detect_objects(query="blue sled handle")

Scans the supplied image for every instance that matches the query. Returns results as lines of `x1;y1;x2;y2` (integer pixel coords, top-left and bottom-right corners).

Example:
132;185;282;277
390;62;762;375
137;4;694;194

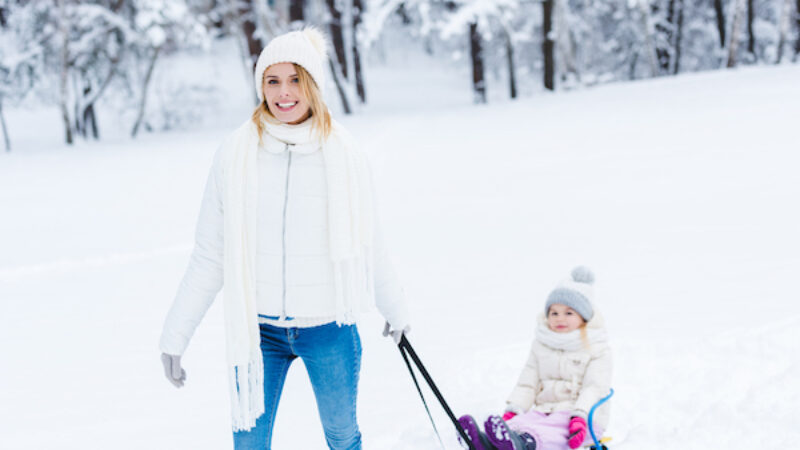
588;388;614;449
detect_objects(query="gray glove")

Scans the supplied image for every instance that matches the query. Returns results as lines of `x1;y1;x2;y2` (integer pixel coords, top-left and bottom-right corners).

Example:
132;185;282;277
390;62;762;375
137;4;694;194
382;321;411;344
161;352;186;388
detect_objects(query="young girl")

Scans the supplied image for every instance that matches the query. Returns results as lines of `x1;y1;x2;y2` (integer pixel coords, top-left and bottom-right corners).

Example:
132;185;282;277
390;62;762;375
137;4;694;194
459;266;612;450
158;28;410;450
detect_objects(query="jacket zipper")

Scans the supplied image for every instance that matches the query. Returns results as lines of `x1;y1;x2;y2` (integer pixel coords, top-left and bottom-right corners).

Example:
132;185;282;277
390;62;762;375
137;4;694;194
281;144;292;319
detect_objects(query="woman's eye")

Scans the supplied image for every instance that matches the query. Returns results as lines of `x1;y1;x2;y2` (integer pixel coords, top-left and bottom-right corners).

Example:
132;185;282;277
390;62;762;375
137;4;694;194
267;79;278;85
291;77;299;83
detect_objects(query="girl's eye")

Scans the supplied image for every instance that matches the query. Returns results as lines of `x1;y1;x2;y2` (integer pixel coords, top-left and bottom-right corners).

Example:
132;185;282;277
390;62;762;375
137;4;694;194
291;77;299;83
566;311;573;315
267;79;278;85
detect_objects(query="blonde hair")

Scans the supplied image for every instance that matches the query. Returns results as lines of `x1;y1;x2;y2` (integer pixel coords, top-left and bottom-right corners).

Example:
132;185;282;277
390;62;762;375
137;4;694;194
579;323;590;349
251;64;332;143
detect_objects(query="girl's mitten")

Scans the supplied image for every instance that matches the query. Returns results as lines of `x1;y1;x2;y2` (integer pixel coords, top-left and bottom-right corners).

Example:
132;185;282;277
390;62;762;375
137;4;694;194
567;416;587;449
502;411;517;421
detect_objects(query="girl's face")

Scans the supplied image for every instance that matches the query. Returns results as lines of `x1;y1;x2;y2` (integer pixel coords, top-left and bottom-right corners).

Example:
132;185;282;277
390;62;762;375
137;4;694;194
262;63;311;124
547;304;585;333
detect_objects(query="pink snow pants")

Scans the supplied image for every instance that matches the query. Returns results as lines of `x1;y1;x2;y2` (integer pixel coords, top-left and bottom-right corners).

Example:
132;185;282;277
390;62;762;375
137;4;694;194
506;410;603;450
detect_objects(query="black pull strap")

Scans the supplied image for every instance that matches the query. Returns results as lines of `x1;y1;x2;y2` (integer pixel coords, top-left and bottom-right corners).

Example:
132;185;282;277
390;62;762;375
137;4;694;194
398;342;446;448
398;335;476;450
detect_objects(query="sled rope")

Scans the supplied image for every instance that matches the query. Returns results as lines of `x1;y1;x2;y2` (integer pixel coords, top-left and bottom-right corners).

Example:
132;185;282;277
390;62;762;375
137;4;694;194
398;335;476;450
398;341;446;449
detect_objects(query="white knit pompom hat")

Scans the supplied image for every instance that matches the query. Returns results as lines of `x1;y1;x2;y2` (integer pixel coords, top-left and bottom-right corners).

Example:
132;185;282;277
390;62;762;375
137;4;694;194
544;266;596;321
253;27;329;102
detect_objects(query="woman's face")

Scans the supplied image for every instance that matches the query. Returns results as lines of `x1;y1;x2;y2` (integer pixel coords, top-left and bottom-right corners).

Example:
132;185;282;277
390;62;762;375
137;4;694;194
262;63;311;124
547;304;585;333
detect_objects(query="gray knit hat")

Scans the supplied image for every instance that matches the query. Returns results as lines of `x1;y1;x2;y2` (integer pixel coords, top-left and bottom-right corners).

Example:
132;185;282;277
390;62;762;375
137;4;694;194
545;266;595;321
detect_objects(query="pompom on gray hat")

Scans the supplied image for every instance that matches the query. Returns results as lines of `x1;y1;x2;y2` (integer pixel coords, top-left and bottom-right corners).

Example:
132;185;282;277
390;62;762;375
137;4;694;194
545;266;595;322
253;27;329;102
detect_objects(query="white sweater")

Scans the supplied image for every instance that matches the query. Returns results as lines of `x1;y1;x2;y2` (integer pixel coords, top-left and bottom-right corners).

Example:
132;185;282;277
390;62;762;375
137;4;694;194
159;141;409;356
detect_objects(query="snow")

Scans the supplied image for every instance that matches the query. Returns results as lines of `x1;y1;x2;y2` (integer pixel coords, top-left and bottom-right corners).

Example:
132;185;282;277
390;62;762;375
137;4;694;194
1;44;799;449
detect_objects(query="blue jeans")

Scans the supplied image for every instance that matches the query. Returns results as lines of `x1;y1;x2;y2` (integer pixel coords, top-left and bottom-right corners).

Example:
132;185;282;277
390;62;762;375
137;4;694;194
233;322;362;450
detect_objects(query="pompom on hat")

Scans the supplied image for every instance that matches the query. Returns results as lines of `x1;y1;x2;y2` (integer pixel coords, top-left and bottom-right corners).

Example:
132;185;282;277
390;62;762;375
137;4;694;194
545;266;596;322
253;27;329;102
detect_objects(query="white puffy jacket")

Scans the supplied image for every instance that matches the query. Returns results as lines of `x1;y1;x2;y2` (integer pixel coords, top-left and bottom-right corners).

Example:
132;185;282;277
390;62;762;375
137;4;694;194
159;140;409;356
506;314;612;428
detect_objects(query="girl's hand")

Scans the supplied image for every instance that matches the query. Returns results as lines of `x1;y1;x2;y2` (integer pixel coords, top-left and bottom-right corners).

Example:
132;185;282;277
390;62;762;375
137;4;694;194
502;411;517;421
567;416;588;449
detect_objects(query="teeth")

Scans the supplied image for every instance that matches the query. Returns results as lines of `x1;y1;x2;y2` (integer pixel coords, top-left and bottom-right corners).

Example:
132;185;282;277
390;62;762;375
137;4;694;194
277;102;297;108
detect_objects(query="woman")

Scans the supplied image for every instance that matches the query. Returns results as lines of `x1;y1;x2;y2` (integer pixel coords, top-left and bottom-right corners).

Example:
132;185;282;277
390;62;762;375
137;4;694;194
158;28;410;450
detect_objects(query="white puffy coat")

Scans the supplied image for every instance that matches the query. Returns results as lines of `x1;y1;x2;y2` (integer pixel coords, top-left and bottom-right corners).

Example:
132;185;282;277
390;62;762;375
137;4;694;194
506;314;612;428
159;137;408;356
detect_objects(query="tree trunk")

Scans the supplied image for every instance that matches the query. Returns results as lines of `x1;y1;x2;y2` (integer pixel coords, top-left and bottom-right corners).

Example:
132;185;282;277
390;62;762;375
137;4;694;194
58;0;73;145
555;0;580;83
0;97;10;152
325;0;348;81
794;0;800;58
714;0;726;48
776;0;792;63
396;3;412;25
132;46;161;138
727;0;746;67
469;22;486;104
352;0;366;103
80;79;99;140
653;0;677;74
628;51;639;80
672;0;684;74
543;0;555;90
504;29;517;99
289;0;304;23
328;59;351;114
83;103;98;139
638;0;660;77
746;0;755;58
239;0;262;68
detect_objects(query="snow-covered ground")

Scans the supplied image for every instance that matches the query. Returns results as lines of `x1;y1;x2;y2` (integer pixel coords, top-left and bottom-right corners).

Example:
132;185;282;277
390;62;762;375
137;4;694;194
1;44;799;449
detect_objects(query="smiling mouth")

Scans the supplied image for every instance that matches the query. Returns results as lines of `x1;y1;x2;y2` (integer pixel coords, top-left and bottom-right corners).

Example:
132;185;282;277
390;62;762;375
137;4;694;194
276;101;298;111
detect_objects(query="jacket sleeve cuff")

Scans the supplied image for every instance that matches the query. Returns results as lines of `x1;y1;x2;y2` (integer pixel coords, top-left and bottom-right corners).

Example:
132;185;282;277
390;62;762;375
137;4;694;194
505;403;525;415
571;409;588;420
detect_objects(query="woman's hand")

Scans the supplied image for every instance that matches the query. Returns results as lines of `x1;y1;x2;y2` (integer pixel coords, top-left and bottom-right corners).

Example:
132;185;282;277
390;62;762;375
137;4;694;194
161;353;187;388
382;321;410;344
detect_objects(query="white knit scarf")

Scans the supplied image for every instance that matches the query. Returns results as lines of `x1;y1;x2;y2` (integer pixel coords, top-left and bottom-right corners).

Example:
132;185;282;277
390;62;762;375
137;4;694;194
535;313;609;352
221;118;375;431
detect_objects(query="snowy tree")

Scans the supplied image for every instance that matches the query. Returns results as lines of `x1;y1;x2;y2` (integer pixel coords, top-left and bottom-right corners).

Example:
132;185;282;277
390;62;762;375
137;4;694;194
322;0;354;111
438;0;525;102
543;0;555;90
55;1;137;141
795;0;800;59
714;0;726;47
353;0;367;101
0;2;42;151
776;0;795;61
129;0;208;137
